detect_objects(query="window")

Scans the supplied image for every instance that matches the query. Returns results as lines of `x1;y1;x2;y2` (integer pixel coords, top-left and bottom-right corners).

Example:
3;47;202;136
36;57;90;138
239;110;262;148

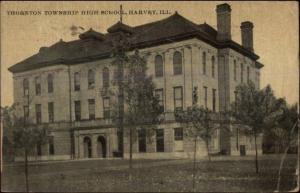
23;105;29;121
74;72;80;91
211;56;215;78
74;101;81;121
234;90;238;111
103;97;110;119
212;89;216;112
155;55;163;77
102;67;110;87
247;66;250;84
155;89;164;112
47;74;53;93
174;128;183;141
23;79;29;96
138;129;146;152
48;102;54;123
173;51;182;75
233;60;237;81
88;99;95;120
202;52;206;75
35;76;41;95
241;63;244;83
156;129;164;152
37;143;42;156
88;69;95;89
113;69;119;82
174;86;183;111
49;137;54;155
204;86;208;109
35;104;42;124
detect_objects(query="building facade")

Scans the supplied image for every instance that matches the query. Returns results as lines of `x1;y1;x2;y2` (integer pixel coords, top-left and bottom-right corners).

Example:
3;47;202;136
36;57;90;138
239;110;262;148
9;3;264;161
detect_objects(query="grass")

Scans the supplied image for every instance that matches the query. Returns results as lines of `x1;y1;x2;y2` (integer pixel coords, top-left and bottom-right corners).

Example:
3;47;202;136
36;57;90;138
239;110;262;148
1;155;298;192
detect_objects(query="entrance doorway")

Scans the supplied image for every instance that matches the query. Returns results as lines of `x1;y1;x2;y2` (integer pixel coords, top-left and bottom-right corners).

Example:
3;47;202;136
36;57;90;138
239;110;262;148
97;136;106;158
83;136;92;158
240;145;246;156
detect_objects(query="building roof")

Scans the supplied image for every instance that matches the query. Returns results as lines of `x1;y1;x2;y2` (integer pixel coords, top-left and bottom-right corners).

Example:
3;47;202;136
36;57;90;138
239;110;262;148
8;12;261;73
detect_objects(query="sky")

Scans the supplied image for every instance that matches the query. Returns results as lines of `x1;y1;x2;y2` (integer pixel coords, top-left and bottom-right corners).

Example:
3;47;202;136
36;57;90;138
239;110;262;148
1;1;299;107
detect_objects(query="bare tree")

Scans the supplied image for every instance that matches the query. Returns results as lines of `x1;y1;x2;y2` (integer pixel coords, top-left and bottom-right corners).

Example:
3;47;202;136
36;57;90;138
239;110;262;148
175;105;216;192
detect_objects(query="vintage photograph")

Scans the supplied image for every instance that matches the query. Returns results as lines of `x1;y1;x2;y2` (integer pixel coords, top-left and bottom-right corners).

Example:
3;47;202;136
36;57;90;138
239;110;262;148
1;1;299;192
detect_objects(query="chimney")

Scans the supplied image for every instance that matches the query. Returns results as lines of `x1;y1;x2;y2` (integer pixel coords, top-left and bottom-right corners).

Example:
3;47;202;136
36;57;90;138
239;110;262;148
216;3;232;41
241;21;254;52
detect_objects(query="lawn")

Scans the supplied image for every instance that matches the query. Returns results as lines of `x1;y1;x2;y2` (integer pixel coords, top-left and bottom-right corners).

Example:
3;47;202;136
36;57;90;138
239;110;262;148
1;155;298;192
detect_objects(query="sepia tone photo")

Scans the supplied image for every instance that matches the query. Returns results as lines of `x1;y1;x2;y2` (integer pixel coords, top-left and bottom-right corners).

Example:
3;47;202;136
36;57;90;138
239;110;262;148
1;1;299;192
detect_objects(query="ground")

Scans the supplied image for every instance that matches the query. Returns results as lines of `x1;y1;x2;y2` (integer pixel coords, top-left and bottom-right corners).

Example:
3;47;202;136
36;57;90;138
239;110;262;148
1;154;298;192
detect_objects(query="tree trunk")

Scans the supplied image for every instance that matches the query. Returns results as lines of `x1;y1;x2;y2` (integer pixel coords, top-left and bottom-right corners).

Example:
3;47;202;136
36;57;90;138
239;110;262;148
192;136;197;192
129;127;133;181
254;132;259;174
24;148;29;192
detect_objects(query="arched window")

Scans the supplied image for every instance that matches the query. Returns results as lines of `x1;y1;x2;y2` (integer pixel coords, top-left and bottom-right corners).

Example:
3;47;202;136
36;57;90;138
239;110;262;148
211;56;215;78
155;55;163;77
102;67;109;87
47;74;53;93
23;78;29;96
173;51;182;75
202;52;206;75
88;69;95;89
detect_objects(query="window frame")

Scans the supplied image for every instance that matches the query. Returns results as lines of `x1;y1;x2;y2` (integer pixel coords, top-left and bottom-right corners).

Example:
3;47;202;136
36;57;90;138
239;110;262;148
103;97;110;119
212;89;216;112
211;56;215;78
155;55;164;77
173;51;183;75
247;66;250;84
74;72;80;91
233;60;237;81
102;67;110;88
88;69;95;89
74;100;81;121
48;102;54;123
23;105;29;121
35;76;41;96
203;86;208;109
173;86;183;111
35;104;42;124
23;79;29;96
47;74;54;93
174;128;183;141
155;88;164;112
88;99;95;120
202;52;206;75
240;63;244;83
